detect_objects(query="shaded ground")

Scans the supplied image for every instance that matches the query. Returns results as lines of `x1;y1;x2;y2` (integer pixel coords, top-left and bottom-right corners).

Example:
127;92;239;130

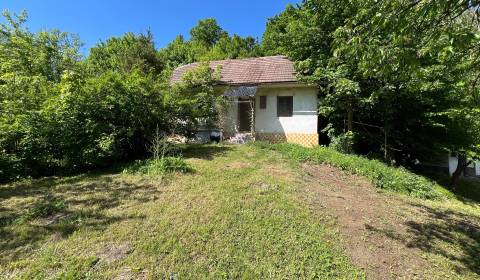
301;163;480;280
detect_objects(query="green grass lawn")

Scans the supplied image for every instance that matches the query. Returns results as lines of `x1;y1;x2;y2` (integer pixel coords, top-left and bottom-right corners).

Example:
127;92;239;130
1;144;479;279
0;145;364;279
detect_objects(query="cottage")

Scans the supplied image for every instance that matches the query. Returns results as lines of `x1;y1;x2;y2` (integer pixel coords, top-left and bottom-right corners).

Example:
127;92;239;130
171;56;319;147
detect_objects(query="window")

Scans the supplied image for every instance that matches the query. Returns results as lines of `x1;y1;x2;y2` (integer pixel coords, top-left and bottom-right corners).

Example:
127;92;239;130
277;96;293;117
259;96;267;109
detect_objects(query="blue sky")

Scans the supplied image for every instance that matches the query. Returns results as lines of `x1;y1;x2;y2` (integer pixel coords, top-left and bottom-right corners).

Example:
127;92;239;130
1;0;300;54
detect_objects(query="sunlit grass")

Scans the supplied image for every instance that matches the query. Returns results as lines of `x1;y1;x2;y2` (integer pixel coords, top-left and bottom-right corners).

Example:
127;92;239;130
3;143;479;279
0;144;363;279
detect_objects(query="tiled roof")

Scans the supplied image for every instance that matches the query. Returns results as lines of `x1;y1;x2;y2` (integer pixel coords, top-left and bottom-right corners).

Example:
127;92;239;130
170;56;297;85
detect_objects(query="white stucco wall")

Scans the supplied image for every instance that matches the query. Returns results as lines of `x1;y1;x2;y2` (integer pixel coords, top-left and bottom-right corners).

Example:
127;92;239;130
254;86;318;134
448;156;458;175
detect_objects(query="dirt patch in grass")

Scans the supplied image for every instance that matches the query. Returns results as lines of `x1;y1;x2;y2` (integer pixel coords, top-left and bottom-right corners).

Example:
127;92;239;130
113;267;148;280
262;164;294;179
301;163;480;280
97;242;132;264
33;213;71;226
223;161;251;169
251;182;279;194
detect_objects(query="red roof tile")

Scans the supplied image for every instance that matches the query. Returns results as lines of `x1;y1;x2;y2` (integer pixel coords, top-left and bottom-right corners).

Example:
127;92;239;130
171;56;297;85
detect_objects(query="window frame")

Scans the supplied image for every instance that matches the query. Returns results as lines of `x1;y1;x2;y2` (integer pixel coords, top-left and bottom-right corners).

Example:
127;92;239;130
277;96;293;117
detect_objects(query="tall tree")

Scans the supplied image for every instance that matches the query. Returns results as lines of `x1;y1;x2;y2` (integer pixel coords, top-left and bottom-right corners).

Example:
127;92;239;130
159;18;262;71
263;0;480;188
0;10;82;179
158;35;196;70
86;31;163;76
189;18;227;47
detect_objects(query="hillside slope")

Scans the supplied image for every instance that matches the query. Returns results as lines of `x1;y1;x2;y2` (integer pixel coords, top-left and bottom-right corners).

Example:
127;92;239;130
1;144;479;279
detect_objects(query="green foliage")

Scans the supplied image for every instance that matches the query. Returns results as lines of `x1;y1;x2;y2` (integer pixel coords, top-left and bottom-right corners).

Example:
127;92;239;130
263;0;480;166
0;12;227;181
189;18;227;47
329;131;355;154
171;63;223;131
159;18;262;70
0;10;83;180
158;35;197;70
257;142;445;199
0;152;22;181
125;129;192;175
47;70;167;168
202;34;262;61
0;10;82;83
423;171;480;203
86;31;163;75
124;157;192;176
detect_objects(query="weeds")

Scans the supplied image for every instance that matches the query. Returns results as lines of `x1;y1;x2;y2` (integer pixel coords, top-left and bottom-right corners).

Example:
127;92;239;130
124;157;192;176
16;198;67;224
124;128;192;176
255;142;447;199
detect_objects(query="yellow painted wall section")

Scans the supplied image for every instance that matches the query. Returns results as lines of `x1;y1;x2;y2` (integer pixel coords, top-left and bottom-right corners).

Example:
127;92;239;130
256;133;318;147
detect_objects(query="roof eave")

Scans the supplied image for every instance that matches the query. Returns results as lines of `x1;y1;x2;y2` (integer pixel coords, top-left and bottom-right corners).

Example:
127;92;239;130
217;80;298;85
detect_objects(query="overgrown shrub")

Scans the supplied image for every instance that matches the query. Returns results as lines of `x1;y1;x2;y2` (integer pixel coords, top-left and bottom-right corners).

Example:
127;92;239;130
256;142;446;200
148;128;181;160
329;131;355;154
0;152;23;182
123;157;192;176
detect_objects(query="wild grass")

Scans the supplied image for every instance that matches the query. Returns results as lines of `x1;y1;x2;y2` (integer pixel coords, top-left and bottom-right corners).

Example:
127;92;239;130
14;198;67;224
420;171;480;203
2;143;478;279
254;142;449;199
0;144;364;279
122;157;193;176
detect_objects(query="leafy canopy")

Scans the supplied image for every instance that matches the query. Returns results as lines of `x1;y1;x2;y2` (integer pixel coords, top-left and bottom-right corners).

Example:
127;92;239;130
263;0;480;168
159;18;262;70
0;11;231;181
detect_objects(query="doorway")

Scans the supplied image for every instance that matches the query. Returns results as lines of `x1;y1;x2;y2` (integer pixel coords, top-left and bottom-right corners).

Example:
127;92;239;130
238;99;252;132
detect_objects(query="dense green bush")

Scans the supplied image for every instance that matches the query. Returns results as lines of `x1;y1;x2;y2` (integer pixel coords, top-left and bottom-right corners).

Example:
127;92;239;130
0;152;22;181
0;13;220;182
0;69;169;180
256;142;446;200
46;71;167;168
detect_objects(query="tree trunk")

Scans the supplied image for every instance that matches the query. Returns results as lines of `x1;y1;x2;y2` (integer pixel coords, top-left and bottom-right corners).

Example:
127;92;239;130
449;153;471;190
347;104;353;132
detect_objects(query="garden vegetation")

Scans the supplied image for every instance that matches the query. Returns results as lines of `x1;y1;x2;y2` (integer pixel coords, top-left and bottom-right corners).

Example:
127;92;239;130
1;2;480;278
263;0;480;188
255;142;448;199
0;12;259;182
1;1;480;193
